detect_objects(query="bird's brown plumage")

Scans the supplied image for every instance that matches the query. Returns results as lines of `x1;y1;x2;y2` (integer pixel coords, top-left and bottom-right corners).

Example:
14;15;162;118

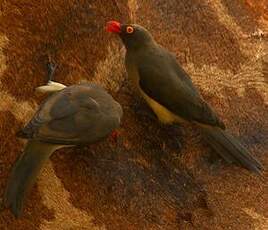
107;21;263;174
20;83;122;144
5;82;123;217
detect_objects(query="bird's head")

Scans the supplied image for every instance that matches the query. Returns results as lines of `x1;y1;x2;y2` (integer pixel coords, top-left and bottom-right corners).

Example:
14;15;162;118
106;21;155;50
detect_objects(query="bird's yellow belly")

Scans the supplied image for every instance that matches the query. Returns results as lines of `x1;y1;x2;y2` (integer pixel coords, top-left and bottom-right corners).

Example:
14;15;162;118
125;63;185;124
140;90;184;124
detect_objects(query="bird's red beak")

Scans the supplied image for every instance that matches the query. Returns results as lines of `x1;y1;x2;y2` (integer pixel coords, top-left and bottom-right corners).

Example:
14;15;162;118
106;21;121;33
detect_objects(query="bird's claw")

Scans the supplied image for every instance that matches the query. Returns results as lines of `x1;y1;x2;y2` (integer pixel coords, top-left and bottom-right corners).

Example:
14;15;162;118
161;124;183;151
133;100;156;121
47;62;57;82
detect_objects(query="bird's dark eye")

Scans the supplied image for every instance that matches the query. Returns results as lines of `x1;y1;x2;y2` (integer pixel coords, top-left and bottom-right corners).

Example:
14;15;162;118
126;26;134;34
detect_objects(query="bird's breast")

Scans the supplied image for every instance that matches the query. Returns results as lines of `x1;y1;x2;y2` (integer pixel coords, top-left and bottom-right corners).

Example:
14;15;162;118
125;59;140;92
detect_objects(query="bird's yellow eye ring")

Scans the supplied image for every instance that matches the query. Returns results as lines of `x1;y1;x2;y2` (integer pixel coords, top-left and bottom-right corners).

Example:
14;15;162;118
126;26;134;34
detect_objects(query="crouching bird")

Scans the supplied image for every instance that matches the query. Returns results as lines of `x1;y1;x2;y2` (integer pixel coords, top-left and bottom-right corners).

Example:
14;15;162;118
4;65;123;217
106;21;263;174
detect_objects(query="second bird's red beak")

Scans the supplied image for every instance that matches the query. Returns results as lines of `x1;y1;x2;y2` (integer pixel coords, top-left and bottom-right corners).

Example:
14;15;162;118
106;21;121;33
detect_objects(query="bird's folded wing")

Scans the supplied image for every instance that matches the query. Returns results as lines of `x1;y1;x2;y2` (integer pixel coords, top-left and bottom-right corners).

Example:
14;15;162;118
19;87;101;142
138;63;224;128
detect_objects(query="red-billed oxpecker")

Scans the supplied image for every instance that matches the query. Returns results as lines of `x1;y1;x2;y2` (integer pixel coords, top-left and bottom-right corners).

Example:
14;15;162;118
4;63;123;217
106;21;263;174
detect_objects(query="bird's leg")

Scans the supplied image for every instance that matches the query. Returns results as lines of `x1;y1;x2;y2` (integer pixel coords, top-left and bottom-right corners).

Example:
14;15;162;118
160;123;183;151
133;99;157;121
204;151;224;172
120;84;156;121
35;61;65;94
47;62;57;82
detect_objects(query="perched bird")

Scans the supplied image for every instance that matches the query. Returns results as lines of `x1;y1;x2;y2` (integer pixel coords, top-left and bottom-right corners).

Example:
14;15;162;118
4;64;123;217
107;21;263;174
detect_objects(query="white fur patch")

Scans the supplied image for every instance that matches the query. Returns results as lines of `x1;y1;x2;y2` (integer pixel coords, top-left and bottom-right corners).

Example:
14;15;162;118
35;81;67;94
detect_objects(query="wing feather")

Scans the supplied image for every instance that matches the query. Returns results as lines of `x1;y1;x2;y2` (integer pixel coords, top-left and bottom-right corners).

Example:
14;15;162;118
137;49;225;128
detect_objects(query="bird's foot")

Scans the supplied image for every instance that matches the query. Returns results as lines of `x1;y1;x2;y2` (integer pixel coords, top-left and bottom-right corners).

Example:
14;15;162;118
132;99;156;121
47;61;57;82
160;124;184;151
36;61;65;94
204;152;224;172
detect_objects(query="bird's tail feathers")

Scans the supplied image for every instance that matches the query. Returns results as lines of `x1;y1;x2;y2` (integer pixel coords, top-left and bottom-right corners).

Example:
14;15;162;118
4;140;58;217
199;125;263;174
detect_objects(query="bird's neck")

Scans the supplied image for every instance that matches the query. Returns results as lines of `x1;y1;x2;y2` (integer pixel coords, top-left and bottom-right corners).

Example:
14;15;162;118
126;41;158;55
